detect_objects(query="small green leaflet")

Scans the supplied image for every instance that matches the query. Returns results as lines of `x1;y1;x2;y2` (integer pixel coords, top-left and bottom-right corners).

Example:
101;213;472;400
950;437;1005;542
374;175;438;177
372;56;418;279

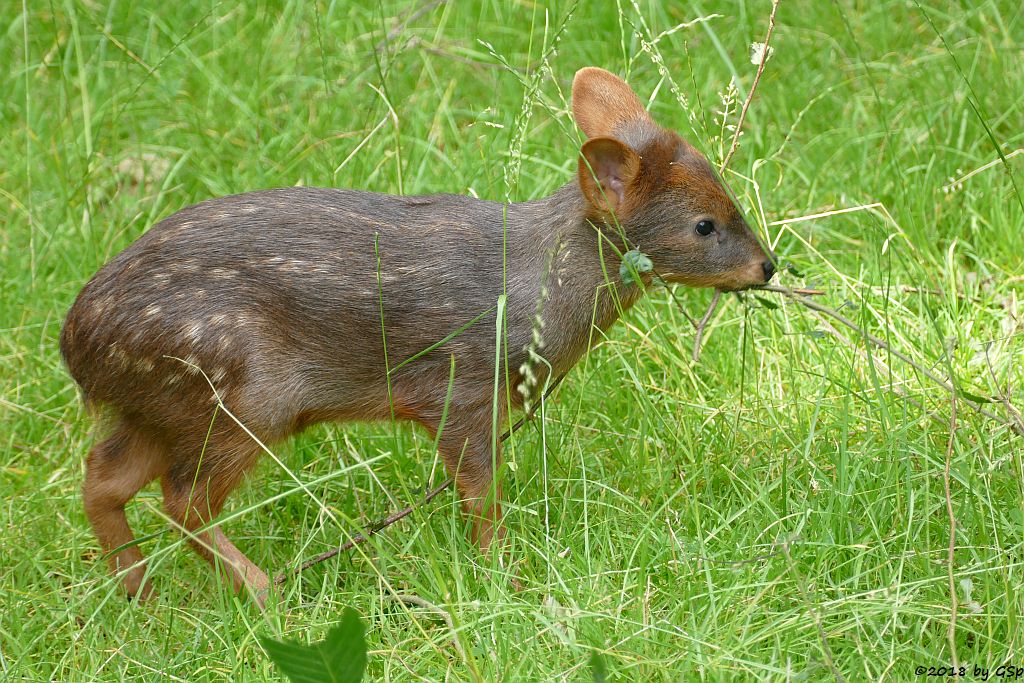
753;294;779;310
261;606;367;683
785;262;805;278
620;249;653;286
958;389;993;404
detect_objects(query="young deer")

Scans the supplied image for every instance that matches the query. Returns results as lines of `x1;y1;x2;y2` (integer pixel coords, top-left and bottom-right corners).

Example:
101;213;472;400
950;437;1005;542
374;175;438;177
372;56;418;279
61;67;774;605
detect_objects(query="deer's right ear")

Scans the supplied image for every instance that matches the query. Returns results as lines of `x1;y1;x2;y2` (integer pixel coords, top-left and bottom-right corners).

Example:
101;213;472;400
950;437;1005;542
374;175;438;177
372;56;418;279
572;67;652;139
578;137;641;214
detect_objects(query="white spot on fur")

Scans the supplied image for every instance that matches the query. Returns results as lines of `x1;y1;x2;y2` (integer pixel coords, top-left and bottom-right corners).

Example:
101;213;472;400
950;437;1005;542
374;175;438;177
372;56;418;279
183;321;205;343
209;267;237;279
106;343;135;370
181;354;201;374
143;305;162;318
92;295;114;315
278;259;308;274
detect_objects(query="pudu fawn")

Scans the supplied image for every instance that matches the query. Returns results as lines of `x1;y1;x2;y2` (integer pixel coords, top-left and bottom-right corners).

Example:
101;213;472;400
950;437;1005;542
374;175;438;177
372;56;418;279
61;67;774;605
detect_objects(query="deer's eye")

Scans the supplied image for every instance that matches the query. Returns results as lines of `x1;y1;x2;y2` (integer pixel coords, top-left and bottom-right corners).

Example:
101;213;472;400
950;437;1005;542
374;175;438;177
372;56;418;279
695;220;715;236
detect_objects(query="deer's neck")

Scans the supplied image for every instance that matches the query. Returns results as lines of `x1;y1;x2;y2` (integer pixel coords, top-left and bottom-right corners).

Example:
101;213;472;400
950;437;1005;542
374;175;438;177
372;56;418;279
506;183;645;379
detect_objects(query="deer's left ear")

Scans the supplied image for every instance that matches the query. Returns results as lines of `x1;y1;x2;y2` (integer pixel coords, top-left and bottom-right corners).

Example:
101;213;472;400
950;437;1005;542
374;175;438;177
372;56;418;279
578;136;641;214
572;67;653;139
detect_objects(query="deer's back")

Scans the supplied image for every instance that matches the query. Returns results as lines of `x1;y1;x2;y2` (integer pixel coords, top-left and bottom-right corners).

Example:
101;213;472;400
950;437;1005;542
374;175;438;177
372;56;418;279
61;188;536;439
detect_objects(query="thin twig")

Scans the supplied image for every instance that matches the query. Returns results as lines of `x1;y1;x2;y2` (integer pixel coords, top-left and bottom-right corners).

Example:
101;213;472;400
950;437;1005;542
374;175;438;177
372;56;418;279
691;0;780;361
888;284;984;302
374;0;446;53
942;340;959;669
781;541;847;683
274;478;453;585
655;271;698;328
984;344;1024;435
812;316;949;430
405;36;524;72
783;287;826;296
275;374;566;584
719;0;781;171
675;287;821;363
386;594;467;661
691;289;722;363
762;284;1024;436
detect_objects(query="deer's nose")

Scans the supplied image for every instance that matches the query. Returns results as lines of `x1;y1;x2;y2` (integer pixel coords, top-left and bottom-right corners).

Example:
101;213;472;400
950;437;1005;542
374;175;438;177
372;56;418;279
762;260;776;282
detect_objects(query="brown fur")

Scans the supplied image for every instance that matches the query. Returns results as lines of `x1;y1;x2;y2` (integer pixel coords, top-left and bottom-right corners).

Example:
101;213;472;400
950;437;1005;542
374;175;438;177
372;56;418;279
61;68;773;605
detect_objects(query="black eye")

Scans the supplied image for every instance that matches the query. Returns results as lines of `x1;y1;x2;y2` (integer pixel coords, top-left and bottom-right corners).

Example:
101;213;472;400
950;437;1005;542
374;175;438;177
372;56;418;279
695;220;715;236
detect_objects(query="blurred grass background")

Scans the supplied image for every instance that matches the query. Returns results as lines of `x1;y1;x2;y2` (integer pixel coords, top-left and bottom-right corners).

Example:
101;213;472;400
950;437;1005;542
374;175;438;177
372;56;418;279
1;0;1022;680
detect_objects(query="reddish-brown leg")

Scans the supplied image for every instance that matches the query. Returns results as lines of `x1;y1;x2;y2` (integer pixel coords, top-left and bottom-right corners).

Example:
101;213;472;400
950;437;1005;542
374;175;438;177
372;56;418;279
82;423;168;600
436;426;505;551
161;452;269;607
441;428;522;588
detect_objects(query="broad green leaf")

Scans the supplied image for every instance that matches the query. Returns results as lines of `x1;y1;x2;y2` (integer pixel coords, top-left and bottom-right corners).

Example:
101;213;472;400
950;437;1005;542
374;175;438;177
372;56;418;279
261;607;367;683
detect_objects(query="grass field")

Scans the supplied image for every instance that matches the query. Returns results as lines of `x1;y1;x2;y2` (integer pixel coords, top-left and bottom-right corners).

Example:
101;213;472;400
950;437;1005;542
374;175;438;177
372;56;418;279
2;0;1023;680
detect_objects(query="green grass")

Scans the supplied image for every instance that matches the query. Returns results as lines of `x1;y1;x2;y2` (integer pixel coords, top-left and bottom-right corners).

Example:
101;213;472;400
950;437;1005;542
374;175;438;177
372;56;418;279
2;0;1023;680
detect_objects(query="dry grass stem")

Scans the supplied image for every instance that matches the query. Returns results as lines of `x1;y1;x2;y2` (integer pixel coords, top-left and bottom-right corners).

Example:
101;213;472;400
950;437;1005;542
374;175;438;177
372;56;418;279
691;289;722;363
719;0;781;171
386;594;468;661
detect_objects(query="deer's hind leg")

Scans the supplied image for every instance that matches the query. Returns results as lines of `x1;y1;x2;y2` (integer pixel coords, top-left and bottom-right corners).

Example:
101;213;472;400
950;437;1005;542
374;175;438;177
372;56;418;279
82;421;169;599
160;428;269;606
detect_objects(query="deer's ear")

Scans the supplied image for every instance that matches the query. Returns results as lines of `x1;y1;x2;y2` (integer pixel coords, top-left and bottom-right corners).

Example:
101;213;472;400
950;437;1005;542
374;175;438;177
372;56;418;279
578;137;641;214
572;67;652;139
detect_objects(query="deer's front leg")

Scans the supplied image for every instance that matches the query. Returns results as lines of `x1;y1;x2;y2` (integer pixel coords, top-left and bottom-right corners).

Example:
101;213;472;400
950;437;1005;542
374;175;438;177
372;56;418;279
437;426;505;551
